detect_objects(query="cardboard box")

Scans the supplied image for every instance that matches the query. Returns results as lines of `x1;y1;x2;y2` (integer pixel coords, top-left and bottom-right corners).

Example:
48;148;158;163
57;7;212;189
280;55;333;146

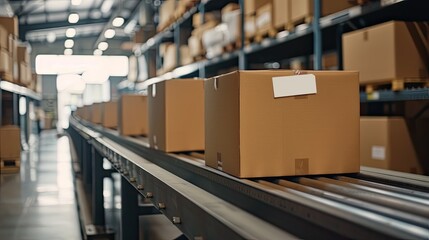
191;20;219;38
119;94;148;136
0;26;7;50
360;117;423;174
0;16;18;37
148;79;204;152
18;62;29;85
188;35;204;57
221;3;239;16
222;9;241;45
0;125;20;159
163;44;176;72
192;11;221;28
245;15;256;39
343;21;428;84
180;45;193;65
205;70;360;178
159;0;176;28
245;0;271;15
290;0;355;23
17;46;29;63
102;101;118;129
0;49;10;74
256;0;289;35
90;103;103;124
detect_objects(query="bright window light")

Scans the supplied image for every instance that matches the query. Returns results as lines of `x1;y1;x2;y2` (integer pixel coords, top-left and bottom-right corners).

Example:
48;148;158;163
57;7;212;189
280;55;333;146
47;32;56;43
57;74;86;93
71;0;82;6
64;39;74;48
93;49;103;56
66;28;76;38
82;70;109;84
98;41;108;51
112;17;124;27
64;49;73;55
68;13;79;24
35;55;129;76
104;29;115;39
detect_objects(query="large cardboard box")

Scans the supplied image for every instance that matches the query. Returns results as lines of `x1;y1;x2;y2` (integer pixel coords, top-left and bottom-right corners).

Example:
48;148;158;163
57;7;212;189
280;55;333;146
205;70;360;178
0;125;20;159
290;0;355;24
102;101;118;129
0;16;18;37
148;79;204;152
360;117;423;174
343;21;428;84
90;103;103;124
119;94;148;136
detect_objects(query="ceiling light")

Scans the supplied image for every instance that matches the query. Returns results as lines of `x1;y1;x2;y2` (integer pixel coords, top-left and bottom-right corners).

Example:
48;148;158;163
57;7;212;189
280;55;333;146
98;42;108;51
71;0;82;6
64;49;73;55
112;17;124;27
104;29;115;39
68;13;79;24
65;28;76;38
93;49;103;56
65;39;74;48
47;32;56;43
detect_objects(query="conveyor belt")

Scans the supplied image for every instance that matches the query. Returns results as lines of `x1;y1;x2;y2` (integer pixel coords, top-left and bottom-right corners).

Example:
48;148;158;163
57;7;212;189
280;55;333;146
69;116;429;239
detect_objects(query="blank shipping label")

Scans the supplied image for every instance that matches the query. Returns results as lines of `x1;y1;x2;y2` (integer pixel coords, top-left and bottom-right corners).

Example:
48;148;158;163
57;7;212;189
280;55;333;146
272;74;317;98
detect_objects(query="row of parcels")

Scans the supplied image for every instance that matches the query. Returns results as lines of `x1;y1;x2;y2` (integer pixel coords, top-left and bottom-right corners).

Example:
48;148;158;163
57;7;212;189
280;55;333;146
76;70;425;177
78;70;360;178
0;125;21;174
0;16;40;91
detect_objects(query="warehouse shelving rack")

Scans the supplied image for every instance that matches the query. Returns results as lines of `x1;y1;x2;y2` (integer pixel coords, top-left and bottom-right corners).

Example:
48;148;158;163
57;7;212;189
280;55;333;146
0;79;41;149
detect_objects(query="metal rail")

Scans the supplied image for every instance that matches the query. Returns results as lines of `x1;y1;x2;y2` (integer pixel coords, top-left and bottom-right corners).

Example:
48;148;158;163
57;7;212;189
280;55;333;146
68;115;429;239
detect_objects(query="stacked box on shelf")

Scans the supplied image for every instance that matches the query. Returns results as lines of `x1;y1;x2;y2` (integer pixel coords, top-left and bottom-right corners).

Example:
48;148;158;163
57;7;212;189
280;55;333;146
0;125;21;174
205;70;360;178
255;0;289;39
157;0;177;32
118;94;148;136
180;45;193;66
202;3;241;58
148;79;204;152
343;21;429;90
289;0;356;27
0;16;19;82
189;11;220;60
17;45;32;87
360;117;424;174
102;101;118;129
244;0;263;42
174;0;199;20
163;44;176;73
90;103;102;124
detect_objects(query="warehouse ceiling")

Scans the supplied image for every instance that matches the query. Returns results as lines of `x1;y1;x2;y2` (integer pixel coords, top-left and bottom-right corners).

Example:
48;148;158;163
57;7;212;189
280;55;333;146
4;0;144;55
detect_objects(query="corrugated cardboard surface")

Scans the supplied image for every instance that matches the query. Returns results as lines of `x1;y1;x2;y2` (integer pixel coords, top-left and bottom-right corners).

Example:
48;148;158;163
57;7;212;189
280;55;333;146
343;21;428;83
0;125;20;158
119;94;148;136
0;16;18;37
205;70;360;178
0;49;10;73
360;117;423;174
17;46;29;63
90;103;103;124
102;101;118;129
148;79;205;152
273;0;289;29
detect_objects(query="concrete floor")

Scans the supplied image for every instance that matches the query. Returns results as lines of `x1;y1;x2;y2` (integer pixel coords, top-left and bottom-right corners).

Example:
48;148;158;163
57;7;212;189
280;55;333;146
0;130;81;240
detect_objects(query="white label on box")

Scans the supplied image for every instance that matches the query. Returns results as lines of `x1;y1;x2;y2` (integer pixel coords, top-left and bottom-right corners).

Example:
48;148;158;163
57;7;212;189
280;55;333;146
371;146;386;160
272;74;317;98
